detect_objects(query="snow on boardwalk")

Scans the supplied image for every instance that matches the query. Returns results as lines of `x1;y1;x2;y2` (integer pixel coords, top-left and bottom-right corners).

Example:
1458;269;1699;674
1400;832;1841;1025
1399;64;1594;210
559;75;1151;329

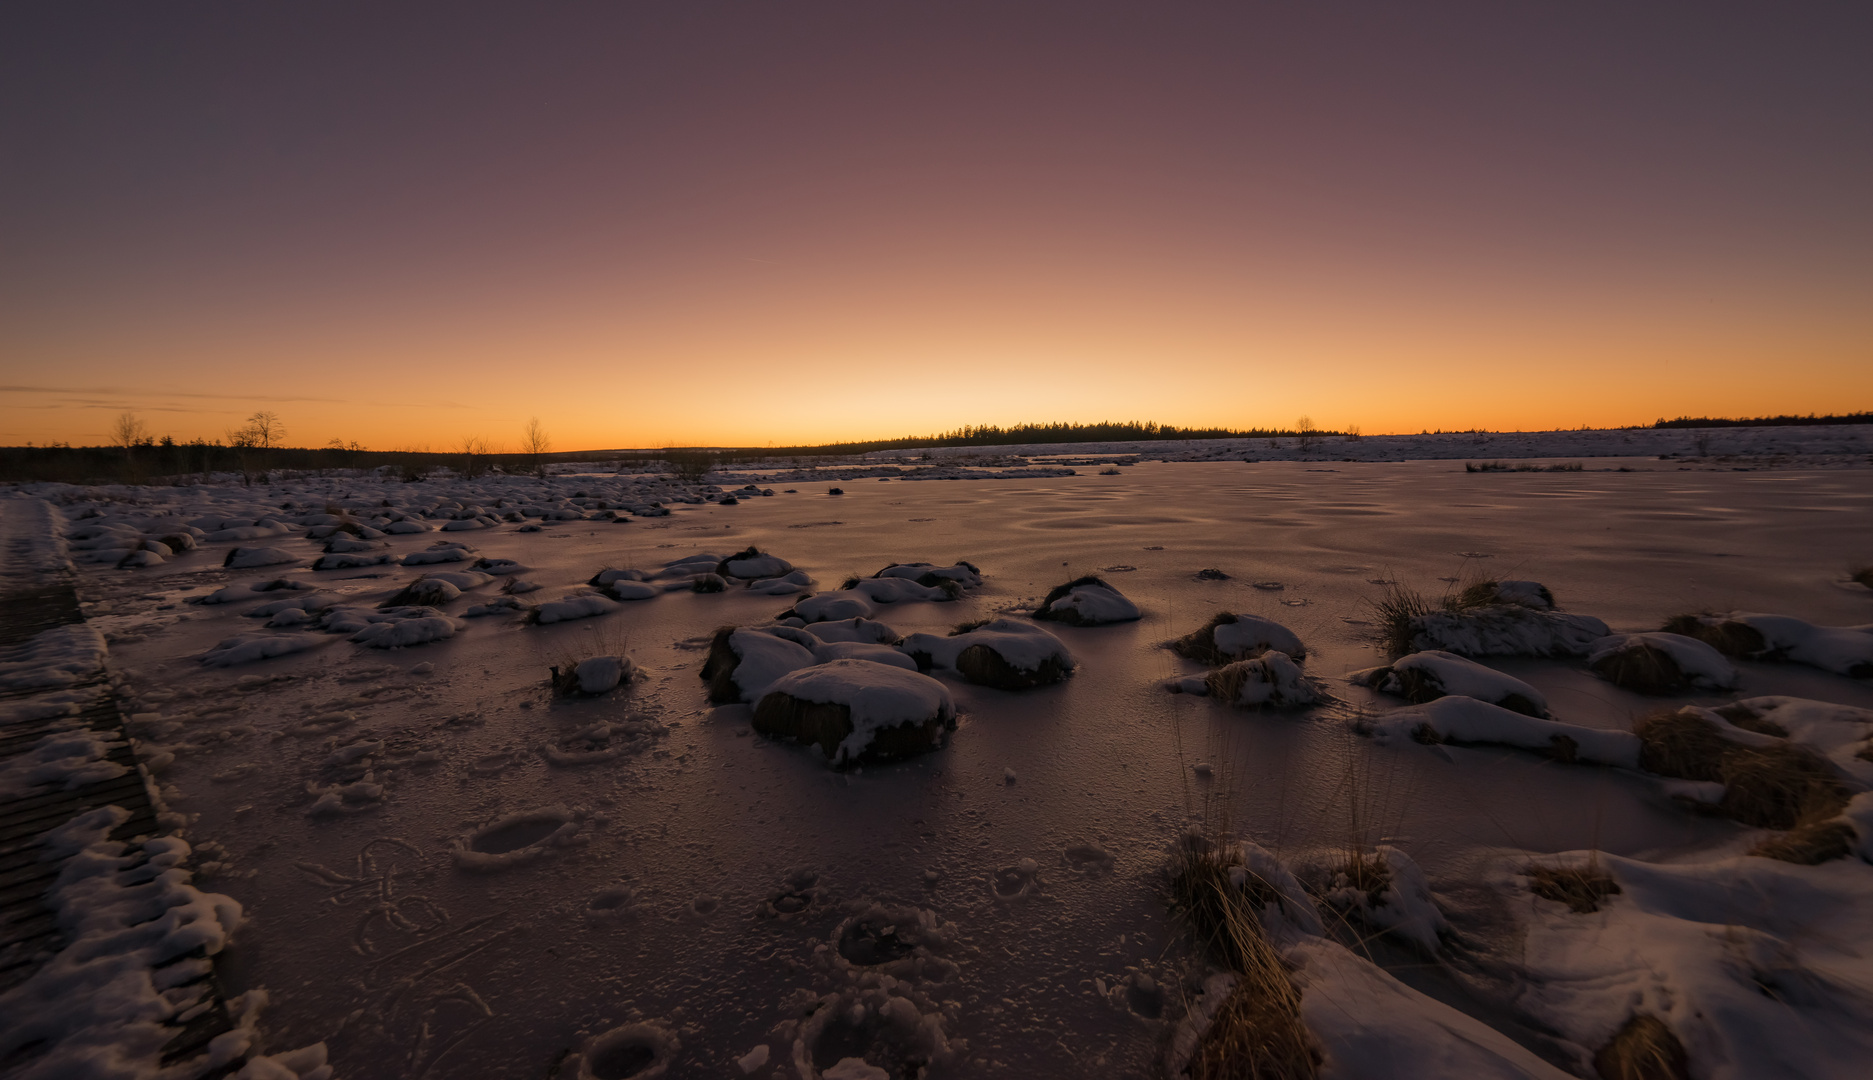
0;499;249;1078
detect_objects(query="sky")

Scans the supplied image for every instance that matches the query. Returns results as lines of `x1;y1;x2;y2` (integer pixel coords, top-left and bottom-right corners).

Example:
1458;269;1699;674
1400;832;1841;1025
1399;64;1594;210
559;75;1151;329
3;2;1870;450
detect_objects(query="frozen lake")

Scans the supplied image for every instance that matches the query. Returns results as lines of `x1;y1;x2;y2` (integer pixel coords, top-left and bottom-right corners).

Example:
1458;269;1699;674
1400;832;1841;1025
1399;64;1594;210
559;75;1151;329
24;456;1873;1078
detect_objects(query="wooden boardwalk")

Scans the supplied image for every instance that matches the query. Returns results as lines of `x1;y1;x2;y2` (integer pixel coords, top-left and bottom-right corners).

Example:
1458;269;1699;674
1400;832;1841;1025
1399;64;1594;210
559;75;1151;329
0;502;240;1074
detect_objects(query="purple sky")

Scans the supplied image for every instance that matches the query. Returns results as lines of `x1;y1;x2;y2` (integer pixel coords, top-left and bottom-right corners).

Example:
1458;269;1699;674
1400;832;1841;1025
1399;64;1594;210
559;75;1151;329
4;2;1869;447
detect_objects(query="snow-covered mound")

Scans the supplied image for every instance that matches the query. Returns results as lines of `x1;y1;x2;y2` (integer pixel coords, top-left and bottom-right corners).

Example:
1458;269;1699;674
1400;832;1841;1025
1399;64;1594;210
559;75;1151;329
846;576;959;604
1402;605;1609;658
1352;650;1549;717
1455;579;1555;610
351;613;460;649
1633;705;1852;835
201;631;328;667
752;658;957;766
1198;651;1320;707
1505;850;1873;1079
899;619;1074;690
223;546;298;569
798;617;900;645
745;569;814;596
1172;612;1306;665
873;561;984;590
605;579;660;601
401;541;476;565
552;655;638;695
716;545;794;579
1033;575;1141;626
791;591;876;623
312;551;395;571
1361;695;1641;766
528;591;617;624
1589;632;1738;693
1323;845;1448;953
1713;697;1873;785
1663;612;1873;678
701;627;817;704
380;576;463;608
1167;840;1573;1080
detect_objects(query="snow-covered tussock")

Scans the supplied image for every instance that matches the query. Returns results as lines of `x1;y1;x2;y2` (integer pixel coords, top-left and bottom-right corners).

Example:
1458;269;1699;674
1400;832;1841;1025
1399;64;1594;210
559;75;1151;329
753;658;956;766
1352;650;1549;716
1405;605;1609;658
1200;652;1319;707
1361;695;1641;767
1589;632;1738;692
1033;575;1141;626
1664;612;1873;678
1171;612;1306;665
899;619;1075;690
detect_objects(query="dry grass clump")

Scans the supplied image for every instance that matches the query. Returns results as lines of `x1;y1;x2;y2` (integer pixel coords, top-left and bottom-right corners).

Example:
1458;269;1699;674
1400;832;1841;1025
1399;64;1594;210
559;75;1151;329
1454;579;1554;610
1748;817;1857;865
1526;862;1621;913
1368;585;1434;659
380;576;453;608
1335;849;1390;908
1636;707;1849;840
954;644;1069;690
1659;614;1767;658
1168;840;1320;1080
690;573;727;593
1591;641;1695;694
751;691;952;767
1172;613;1241;665
950;618;994;635
713;545;766;574
1033;575;1112;626
698;626;743;704
1593;1013;1690;1080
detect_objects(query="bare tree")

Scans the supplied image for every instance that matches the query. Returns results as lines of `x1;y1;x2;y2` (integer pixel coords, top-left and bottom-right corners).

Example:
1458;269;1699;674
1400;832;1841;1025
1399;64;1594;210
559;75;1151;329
1295;415;1318;451
459;435;490;478
245;411;285;450
111;410;149;457
226;425;260;485
520;417;551;476
1342;424;1362;443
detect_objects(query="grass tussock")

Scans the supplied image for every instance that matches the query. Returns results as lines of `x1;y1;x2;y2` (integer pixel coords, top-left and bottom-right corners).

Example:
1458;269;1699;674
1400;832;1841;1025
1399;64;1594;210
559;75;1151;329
1173;612;1244;666
1335;849;1391;908
1168;840;1320;1080
1592;642;1694;694
1659;614;1766;658
1033;575;1110;626
1636;707;1849;836
950;618;994;635
1368;585;1434;659
1749;818;1857;865
1593;1013;1690;1080
1526;861;1621;913
840;574;862;590
380;576;453;608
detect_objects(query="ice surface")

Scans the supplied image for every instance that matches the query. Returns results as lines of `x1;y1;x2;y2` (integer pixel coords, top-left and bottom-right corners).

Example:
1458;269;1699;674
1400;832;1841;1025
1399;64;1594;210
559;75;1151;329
15;456;1873;1078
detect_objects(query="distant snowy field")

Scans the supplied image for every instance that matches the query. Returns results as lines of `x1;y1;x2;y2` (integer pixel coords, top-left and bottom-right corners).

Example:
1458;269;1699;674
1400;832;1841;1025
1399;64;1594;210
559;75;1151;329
4;439;1872;1079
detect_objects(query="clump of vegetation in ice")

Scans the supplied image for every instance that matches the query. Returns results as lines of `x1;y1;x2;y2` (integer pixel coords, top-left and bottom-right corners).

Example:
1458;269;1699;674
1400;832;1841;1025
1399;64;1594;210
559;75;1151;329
1033;575;1141;626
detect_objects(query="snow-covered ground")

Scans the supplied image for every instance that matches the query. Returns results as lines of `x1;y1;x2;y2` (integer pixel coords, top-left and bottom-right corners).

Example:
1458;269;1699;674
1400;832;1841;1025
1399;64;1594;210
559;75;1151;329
5;450;1873;1078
